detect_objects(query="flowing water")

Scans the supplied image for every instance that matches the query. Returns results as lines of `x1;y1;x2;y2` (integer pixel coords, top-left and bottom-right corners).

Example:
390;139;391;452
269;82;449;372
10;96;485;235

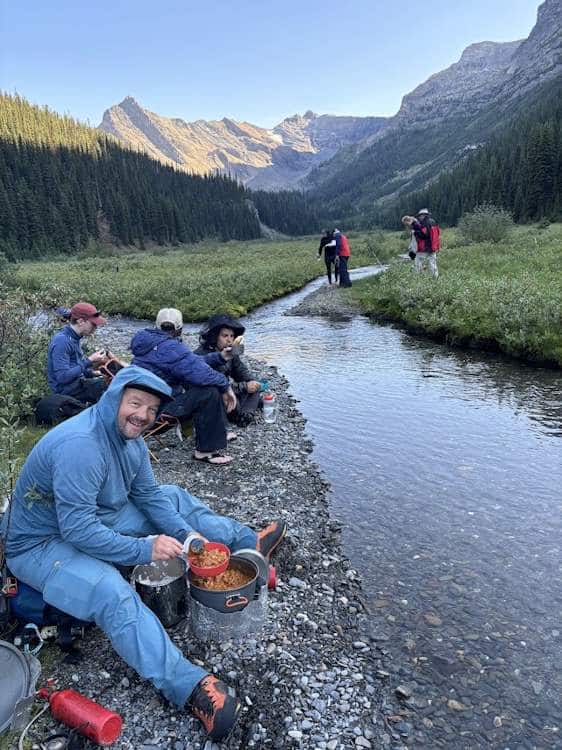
107;267;562;748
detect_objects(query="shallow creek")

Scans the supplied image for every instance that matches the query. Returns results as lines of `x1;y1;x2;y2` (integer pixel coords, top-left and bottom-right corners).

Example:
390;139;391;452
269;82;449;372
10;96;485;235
105;267;562;747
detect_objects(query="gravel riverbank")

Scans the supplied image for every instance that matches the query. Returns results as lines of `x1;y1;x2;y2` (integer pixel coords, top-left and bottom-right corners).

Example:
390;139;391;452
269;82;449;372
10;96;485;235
287;285;361;321
13;360;398;750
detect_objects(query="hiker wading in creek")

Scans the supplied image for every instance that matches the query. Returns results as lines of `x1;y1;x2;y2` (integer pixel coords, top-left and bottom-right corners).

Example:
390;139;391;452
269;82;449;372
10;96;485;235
0;367;286;742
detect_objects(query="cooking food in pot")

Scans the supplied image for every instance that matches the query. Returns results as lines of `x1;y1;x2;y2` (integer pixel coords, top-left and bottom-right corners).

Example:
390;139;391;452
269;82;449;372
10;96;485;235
192;566;253;591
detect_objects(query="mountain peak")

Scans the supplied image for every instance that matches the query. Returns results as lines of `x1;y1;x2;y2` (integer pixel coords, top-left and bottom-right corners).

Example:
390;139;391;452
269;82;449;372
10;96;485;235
459;40;521;64
118;96;142;109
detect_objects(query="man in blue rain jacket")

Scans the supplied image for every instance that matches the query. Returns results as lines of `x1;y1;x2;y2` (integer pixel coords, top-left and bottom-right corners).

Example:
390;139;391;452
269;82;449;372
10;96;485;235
1;366;286;741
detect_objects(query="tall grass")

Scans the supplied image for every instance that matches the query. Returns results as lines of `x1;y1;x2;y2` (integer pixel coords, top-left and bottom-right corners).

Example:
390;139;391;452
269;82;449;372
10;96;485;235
12;234;396;321
348;223;562;366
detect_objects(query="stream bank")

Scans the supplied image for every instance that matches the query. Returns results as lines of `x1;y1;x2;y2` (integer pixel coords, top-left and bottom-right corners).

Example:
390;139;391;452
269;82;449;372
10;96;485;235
10;269;561;750
12;364;393;750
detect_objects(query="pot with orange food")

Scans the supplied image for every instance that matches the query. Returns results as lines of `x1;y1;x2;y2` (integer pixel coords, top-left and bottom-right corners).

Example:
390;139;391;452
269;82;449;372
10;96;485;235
187;553;265;613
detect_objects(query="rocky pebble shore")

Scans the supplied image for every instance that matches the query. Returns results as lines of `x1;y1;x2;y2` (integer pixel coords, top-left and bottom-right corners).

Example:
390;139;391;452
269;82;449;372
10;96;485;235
12;363;399;750
287;285;360;321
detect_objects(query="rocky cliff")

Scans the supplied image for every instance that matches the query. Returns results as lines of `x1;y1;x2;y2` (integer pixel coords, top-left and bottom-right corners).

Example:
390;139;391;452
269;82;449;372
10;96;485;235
98;0;561;200
392;40;522;129
306;0;562;212
99;100;386;190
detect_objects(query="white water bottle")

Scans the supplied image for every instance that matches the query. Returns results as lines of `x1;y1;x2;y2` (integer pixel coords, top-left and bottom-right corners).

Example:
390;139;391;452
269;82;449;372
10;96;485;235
262;392;277;424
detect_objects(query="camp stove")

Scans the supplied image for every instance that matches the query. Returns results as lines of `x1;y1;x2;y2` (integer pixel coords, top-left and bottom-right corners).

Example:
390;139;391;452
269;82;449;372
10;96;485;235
188;577;268;643
129;550;273;642
187;549;270;643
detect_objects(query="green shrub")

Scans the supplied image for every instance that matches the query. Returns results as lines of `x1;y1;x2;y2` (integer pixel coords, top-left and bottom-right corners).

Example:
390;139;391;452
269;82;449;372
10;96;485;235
348;223;562;365
0;287;56;498
0;287;53;419
457;203;514;244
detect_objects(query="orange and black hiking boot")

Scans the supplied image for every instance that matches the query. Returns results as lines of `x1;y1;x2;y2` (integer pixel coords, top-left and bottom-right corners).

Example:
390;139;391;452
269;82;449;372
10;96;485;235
189;675;240;741
256;520;287;560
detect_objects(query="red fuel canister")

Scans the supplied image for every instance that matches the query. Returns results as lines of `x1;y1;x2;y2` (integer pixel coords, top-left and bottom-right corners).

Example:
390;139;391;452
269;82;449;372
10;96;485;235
40;688;123;745
268;564;277;590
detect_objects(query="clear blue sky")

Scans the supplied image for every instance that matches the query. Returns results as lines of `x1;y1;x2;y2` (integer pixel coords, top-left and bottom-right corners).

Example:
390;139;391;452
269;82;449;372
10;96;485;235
0;0;542;128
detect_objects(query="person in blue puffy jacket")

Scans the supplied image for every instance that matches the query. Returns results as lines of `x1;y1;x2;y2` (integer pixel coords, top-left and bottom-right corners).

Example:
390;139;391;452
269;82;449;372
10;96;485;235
131;308;237;465
47;301;109;404
1;365;287;741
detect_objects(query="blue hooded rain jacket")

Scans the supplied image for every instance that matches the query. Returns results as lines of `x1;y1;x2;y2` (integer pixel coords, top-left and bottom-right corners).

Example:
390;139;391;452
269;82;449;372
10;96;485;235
4;366;192;564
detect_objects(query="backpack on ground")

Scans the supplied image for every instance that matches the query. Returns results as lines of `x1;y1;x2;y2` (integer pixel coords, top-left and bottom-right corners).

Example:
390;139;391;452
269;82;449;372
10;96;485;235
34;394;86;426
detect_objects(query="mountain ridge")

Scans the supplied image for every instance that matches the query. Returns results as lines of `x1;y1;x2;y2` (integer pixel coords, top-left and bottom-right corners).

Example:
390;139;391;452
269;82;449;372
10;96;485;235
306;0;562;217
99;100;386;190
98;0;561;209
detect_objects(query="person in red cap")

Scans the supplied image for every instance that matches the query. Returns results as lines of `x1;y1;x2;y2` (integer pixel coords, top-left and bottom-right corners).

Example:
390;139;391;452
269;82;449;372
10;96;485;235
47;302;110;404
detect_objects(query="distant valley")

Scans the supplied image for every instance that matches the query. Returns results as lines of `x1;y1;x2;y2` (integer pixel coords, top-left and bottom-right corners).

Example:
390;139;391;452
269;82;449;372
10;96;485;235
98;0;562;219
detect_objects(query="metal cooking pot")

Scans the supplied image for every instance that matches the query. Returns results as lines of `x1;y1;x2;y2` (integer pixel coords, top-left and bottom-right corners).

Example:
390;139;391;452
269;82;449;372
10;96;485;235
187;556;262;613
132;558;187;628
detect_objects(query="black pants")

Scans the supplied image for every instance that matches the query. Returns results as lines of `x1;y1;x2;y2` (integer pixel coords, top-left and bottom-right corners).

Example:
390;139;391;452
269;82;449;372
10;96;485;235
164;386;226;452
338;256;352;287
229;388;261;425
325;253;339;284
66;377;107;405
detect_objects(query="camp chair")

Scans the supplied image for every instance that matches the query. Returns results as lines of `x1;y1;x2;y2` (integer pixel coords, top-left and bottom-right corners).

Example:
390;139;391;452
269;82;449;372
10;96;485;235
97;360;180;460
99;358;124;385
142;413;183;462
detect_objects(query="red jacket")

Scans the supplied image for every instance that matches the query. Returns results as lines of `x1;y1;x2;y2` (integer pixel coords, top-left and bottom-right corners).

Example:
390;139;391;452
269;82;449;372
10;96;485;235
335;233;350;257
412;218;440;253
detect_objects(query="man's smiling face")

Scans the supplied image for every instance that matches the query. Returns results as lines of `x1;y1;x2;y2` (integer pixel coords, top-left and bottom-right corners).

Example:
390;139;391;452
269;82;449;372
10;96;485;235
117;387;161;439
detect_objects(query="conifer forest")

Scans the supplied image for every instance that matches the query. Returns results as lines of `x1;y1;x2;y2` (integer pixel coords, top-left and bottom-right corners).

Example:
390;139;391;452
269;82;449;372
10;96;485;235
0;94;317;260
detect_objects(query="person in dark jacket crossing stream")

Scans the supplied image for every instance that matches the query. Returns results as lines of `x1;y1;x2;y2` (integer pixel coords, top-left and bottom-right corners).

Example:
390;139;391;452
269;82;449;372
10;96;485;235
130;308;237;465
196;314;262;426
317;229;339;285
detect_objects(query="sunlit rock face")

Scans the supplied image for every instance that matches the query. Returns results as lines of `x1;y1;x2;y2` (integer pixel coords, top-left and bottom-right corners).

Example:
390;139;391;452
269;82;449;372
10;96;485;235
99;98;386;190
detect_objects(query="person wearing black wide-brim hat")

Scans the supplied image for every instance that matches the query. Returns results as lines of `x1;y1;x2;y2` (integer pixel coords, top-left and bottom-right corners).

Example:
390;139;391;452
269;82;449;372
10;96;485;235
196;314;262;427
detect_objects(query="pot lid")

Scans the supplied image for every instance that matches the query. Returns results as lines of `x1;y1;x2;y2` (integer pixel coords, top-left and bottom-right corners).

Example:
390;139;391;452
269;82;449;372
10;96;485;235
232;549;269;583
0;640;31;733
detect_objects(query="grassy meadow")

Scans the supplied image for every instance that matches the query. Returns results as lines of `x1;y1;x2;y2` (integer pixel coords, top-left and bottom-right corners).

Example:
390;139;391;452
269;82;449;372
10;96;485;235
348;223;562;366
4;223;561;483
12;233;399;321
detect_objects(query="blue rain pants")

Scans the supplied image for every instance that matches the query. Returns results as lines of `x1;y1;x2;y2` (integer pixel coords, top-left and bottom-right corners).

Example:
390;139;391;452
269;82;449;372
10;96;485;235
7;484;257;708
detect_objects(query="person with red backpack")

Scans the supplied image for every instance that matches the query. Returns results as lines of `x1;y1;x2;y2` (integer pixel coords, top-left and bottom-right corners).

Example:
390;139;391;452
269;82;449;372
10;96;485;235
412;209;440;278
334;228;352;287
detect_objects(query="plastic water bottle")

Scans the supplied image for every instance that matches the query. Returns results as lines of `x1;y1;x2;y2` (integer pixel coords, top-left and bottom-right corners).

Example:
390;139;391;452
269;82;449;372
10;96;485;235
262;392;277;424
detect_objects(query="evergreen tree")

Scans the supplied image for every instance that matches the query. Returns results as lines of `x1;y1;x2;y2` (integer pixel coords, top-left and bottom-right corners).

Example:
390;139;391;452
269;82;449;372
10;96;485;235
0;93;316;259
